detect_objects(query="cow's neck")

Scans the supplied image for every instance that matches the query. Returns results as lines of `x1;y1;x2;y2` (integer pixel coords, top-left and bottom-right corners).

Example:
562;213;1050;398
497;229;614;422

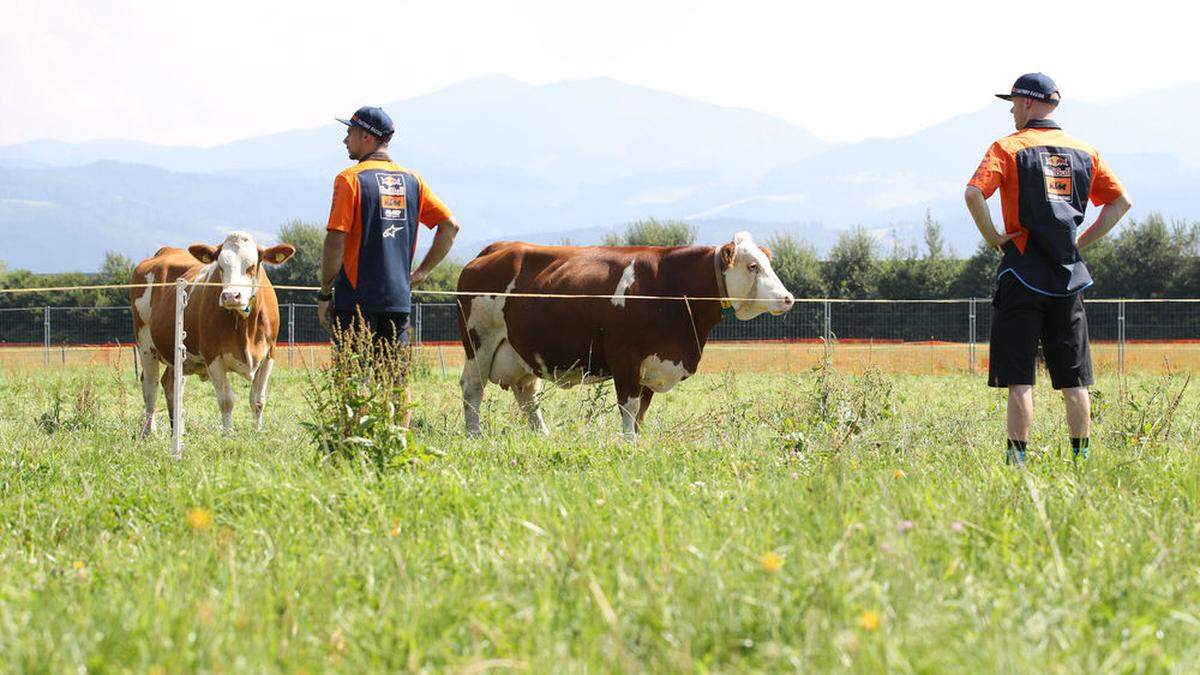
664;246;726;342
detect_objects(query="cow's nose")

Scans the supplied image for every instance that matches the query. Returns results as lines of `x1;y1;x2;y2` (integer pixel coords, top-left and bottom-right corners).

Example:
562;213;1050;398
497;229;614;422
221;290;242;306
781;294;795;309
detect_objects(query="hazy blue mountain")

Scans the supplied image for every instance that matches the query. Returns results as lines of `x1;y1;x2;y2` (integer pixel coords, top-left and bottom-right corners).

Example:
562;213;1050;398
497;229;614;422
1;75;1197;272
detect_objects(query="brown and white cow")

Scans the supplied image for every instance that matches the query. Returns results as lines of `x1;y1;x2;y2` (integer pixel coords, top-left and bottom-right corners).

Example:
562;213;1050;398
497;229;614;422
456;231;794;438
131;231;295;436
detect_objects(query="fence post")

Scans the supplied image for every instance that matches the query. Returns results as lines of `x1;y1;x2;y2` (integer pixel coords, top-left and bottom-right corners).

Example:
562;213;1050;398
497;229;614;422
415;303;423;345
43;306;50;367
171;279;189;460
968;298;977;375
822;300;832;369
1117;299;1126;378
287;303;295;367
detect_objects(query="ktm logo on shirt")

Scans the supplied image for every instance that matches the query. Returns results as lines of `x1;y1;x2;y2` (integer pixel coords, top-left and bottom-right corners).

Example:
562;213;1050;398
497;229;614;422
1040;153;1073;202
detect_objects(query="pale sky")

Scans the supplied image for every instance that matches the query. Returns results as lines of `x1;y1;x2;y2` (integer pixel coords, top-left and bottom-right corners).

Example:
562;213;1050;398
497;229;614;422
2;0;1197;147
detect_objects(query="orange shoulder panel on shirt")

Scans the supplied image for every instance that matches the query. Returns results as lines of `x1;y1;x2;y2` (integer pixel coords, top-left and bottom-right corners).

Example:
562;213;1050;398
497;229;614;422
326;170;360;234
415;174;453;228
1089;152;1125;206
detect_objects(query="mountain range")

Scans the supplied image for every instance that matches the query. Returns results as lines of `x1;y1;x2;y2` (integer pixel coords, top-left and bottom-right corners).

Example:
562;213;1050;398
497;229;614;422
2;74;1197;272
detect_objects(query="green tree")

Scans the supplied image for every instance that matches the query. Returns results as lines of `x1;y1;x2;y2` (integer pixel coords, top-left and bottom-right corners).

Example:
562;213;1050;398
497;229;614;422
271;220;324;303
602;218;696;247
949;242;1002;298
95;251;136;306
823;228;879;299
765;233;825;298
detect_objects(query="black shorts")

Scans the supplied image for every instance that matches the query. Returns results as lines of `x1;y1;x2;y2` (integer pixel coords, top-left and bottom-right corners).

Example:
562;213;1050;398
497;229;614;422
988;274;1092;389
332;310;410;345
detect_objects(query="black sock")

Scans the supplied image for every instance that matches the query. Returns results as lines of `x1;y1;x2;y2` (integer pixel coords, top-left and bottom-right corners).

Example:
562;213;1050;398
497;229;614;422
1007;439;1027;453
1071;437;1088;452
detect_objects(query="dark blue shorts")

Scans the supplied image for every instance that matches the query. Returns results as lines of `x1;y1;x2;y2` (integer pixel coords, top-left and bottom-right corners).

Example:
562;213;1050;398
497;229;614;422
332;310;410;345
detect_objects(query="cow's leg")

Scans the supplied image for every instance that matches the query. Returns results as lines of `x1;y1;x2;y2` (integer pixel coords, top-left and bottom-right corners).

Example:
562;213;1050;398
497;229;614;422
249;357;274;431
161;367;182;434
613;369;643;440
512;374;549;435
461;356;486;436
139;351;161;437
635;387;655;434
206;361;235;434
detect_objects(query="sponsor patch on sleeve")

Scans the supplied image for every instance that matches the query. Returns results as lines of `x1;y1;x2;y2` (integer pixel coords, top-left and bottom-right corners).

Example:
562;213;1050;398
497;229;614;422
1040;152;1073;202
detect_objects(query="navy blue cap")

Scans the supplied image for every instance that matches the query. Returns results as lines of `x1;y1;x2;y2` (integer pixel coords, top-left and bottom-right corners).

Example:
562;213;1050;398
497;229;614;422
996;73;1060;103
336;106;394;138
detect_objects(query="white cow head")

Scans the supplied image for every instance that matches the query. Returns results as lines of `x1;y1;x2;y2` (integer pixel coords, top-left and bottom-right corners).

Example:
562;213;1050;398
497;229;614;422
188;232;296;316
718;231;795;320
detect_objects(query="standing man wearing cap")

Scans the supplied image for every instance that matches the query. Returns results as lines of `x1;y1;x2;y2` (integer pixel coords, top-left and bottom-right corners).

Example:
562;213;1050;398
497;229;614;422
317;105;460;344
964;73;1133;464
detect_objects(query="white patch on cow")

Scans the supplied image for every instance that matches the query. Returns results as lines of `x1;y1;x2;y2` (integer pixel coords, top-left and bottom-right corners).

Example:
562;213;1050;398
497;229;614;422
214;231;261;315
134;271;155;353
611;262;636;307
463;278;534;389
639;355;691;393
722;231;795;320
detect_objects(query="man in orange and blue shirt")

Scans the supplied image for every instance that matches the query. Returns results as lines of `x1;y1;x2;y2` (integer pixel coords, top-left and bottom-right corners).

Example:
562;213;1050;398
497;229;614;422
317;105;460;342
965;73;1132;464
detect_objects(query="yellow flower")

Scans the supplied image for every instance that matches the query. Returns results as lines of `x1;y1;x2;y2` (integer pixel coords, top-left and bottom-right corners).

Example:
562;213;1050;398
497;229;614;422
186;507;214;531
892;468;906;479
857;609;881;632
330;629;348;654
759;551;784;573
72;560;85;570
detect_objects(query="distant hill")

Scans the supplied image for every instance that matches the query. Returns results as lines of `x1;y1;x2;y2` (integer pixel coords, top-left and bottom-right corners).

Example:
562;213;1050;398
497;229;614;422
1;75;1198;271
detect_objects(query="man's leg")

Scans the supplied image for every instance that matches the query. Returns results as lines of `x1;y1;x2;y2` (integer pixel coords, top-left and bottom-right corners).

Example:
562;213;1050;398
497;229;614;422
1062;387;1090;458
377;312;414;428
1007;385;1033;463
989;275;1041;464
1044;292;1094;459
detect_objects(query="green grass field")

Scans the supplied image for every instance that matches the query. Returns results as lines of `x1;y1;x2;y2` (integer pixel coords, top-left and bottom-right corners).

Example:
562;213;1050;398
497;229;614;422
2;362;1199;672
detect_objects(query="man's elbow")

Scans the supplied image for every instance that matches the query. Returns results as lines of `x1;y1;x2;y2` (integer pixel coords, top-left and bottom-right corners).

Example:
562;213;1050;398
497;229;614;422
1119;193;1133;213
438;218;461;237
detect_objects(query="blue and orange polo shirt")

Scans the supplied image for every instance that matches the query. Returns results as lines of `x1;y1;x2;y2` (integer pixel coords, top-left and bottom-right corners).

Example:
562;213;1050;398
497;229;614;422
326;158;452;313
968;119;1125;296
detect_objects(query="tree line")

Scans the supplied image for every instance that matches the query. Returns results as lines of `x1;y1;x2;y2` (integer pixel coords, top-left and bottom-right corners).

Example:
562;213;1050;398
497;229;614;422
2;213;1199;309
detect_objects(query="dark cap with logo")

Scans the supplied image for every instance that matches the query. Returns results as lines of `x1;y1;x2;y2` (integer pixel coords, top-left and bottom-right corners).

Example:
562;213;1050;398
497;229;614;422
996;73;1060;103
336;106;394;138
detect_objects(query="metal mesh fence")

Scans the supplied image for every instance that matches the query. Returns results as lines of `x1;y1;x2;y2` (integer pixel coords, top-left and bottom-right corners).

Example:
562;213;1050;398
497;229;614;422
2;299;1200;372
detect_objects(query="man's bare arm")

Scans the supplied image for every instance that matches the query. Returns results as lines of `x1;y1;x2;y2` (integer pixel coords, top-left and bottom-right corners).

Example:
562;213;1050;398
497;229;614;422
1076;193;1133;249
317;231;346;332
320;231;346;293
411;218;461;286
964;186;1017;250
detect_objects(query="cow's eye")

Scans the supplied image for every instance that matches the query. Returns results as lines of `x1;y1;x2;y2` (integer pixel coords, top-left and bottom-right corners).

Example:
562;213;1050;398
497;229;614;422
748;263;759;273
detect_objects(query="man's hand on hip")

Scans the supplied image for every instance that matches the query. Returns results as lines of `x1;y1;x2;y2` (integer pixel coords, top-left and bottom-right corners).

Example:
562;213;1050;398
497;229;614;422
989;231;1018;251
410;268;428;287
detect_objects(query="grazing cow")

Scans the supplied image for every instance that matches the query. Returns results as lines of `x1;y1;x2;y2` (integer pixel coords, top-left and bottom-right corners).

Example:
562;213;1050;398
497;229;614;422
131;231;295;436
456;231;795;437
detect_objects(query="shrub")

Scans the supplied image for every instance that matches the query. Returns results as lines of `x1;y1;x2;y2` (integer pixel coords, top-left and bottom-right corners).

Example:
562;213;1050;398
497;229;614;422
302;317;438;470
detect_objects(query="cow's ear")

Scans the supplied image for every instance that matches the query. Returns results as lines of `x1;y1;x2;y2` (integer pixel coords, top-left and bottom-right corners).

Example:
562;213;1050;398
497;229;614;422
260;244;296;265
719;242;736;269
758;244;773;261
188;244;219;264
